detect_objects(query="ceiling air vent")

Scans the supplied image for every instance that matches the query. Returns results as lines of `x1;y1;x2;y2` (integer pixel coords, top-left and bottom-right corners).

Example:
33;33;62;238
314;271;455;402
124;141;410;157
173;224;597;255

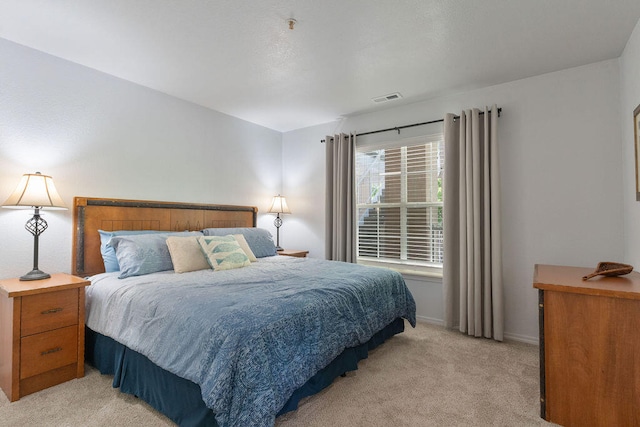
372;92;403;103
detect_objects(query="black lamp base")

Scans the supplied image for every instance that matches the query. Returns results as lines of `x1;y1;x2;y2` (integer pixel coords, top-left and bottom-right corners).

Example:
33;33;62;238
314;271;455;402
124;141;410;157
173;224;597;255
20;269;51;281
20;208;51;281
274;214;284;252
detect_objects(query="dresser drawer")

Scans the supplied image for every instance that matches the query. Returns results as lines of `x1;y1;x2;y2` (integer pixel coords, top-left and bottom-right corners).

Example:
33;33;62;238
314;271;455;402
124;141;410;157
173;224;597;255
20;325;78;379
21;289;78;337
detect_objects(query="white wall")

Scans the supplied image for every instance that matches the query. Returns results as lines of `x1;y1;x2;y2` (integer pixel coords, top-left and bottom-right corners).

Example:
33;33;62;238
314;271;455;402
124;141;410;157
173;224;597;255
283;59;624;343
622;19;640;265
1;33;629;343
281;122;335;257
0;38;283;280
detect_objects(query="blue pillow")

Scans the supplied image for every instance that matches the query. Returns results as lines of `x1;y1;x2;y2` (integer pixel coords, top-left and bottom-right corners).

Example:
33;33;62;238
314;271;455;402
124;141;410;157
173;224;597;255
99;230;160;272
109;234;174;279
99;230;201;272
201;228;277;258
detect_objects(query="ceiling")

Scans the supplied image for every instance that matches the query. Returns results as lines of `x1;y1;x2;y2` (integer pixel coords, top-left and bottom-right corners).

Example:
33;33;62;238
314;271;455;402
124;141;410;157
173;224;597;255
1;1;639;132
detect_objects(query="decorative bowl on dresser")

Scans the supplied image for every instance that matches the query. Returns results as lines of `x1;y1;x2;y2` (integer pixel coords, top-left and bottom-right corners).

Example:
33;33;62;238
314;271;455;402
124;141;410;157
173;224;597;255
0;273;90;401
277;249;309;258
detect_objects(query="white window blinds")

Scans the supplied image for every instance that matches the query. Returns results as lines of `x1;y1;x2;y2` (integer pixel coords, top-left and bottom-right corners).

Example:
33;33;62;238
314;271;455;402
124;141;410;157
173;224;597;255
356;134;444;270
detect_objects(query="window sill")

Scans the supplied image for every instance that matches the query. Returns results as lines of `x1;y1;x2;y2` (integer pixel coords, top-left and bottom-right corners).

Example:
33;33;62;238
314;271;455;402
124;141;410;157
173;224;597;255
399;269;443;281
357;259;443;280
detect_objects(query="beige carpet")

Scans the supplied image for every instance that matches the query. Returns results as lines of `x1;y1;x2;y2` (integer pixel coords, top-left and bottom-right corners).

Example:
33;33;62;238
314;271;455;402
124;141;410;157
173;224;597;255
0;322;555;426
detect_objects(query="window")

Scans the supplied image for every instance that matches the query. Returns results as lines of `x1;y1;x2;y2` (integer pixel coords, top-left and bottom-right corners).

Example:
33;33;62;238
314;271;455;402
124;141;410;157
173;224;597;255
356;134;444;274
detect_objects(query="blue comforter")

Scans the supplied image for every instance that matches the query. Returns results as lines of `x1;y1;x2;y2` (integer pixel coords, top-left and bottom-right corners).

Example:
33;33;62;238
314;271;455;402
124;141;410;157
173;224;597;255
86;256;416;427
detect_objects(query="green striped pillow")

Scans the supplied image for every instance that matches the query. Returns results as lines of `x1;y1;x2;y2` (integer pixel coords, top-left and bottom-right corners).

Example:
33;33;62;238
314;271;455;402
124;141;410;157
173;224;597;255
198;235;251;271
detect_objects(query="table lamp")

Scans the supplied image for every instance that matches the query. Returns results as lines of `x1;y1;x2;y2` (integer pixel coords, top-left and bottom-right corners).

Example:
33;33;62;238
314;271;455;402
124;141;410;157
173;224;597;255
2;172;67;280
267;195;290;251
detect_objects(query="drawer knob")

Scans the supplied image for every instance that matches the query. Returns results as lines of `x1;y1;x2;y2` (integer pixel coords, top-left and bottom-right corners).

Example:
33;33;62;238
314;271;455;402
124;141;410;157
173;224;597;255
41;307;63;315
41;347;62;356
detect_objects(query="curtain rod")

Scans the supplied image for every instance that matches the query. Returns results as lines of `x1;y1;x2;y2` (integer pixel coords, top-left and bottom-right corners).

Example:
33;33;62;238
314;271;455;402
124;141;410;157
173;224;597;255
320;107;502;143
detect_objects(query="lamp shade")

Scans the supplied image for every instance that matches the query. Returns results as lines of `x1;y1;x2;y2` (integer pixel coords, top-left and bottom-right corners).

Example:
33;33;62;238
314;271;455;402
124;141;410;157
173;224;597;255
267;195;291;214
2;172;67;210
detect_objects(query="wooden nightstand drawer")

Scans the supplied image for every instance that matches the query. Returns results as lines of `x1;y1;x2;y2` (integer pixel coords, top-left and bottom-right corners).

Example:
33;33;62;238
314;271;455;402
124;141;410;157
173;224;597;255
20;325;78;379
0;273;89;401
21;288;78;337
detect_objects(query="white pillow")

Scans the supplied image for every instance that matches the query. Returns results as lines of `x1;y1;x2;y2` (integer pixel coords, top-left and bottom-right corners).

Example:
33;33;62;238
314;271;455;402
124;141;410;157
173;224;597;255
166;236;211;273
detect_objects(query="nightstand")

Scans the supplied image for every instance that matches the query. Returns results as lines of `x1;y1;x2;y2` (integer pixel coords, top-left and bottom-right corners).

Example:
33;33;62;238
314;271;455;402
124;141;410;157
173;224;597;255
0;273;90;401
278;249;309;258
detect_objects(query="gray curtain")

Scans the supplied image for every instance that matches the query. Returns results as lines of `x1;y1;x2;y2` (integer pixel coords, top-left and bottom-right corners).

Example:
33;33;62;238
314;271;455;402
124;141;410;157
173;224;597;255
325;133;356;262
443;105;504;341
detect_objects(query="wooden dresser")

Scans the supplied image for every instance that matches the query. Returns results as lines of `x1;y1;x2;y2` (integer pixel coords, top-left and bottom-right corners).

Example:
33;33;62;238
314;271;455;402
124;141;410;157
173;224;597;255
0;273;90;401
533;264;640;427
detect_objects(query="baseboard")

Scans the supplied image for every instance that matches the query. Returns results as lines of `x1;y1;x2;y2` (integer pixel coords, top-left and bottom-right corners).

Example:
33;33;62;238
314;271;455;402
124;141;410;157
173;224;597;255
503;331;539;345
415;315;444;326
413;316;539;345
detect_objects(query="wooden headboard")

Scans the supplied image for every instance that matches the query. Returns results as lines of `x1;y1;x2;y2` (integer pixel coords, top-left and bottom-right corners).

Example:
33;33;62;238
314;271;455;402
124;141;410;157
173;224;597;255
72;197;258;277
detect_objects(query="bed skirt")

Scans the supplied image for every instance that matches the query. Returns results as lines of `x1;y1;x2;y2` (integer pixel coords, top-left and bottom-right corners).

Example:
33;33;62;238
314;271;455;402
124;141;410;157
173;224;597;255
85;317;405;427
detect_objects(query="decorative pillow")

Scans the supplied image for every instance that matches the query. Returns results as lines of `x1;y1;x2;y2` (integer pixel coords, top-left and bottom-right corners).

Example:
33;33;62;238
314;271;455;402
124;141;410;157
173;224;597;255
201;228;277;258
166;236;211;273
99;230;201;272
99;230;158;272
110;234;175;279
198;236;251;271
233;234;257;262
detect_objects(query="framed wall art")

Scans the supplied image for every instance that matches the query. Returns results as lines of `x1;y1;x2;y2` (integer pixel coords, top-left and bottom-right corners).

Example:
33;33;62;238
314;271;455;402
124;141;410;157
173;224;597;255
635;104;640;201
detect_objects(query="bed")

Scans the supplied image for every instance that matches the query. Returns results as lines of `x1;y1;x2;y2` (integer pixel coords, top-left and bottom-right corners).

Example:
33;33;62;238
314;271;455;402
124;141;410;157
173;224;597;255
73;197;416;427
